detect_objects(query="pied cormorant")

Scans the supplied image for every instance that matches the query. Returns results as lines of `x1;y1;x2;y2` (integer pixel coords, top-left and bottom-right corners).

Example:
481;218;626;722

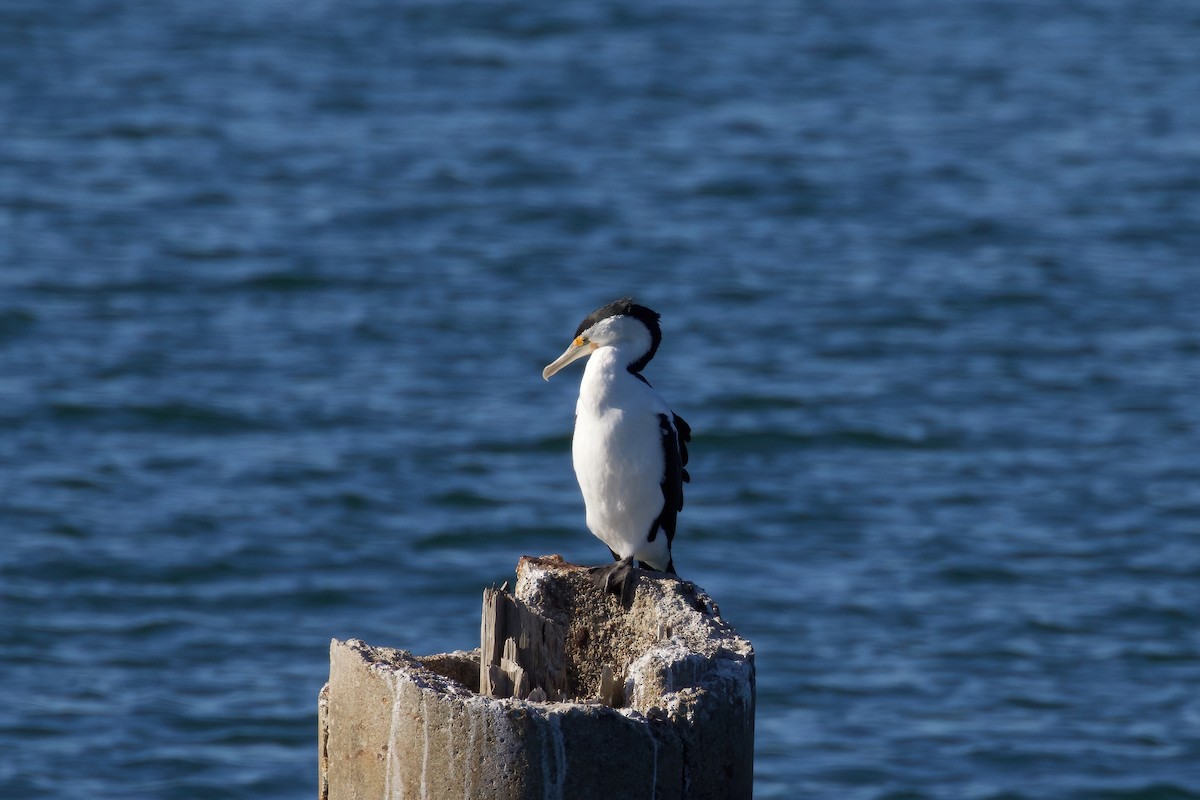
542;298;691;595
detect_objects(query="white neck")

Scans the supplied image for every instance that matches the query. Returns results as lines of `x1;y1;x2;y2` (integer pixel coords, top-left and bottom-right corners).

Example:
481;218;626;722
577;345;639;413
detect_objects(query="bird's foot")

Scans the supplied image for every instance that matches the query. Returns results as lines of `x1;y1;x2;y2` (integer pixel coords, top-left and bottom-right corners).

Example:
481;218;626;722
588;556;637;607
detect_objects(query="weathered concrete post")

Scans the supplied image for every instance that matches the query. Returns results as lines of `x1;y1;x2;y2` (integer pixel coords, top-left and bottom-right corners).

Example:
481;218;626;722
318;555;755;799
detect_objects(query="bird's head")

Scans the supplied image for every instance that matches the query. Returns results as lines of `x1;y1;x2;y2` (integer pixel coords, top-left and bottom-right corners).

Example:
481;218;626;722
542;298;663;380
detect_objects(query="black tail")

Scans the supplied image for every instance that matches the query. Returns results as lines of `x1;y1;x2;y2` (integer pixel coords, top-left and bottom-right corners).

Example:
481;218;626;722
638;558;677;576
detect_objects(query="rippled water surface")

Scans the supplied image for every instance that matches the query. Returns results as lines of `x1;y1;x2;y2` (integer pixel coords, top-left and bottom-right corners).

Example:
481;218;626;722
3;1;1200;797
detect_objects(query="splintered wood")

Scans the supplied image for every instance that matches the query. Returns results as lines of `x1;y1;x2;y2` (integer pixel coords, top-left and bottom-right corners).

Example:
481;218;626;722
480;587;568;701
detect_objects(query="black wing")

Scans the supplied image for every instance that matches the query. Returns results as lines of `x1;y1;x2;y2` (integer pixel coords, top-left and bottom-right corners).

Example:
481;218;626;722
647;412;692;575
673;412;691;486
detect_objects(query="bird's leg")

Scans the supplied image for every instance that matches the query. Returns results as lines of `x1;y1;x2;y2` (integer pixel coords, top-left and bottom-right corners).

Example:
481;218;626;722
588;555;637;606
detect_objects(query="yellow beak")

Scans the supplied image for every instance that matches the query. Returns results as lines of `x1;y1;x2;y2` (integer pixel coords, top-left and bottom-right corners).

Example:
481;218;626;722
542;337;595;380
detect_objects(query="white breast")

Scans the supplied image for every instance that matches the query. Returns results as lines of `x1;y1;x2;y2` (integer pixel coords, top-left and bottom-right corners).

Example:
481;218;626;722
571;347;673;569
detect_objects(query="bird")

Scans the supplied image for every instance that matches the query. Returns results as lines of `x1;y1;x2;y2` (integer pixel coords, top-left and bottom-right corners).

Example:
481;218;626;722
542;298;691;598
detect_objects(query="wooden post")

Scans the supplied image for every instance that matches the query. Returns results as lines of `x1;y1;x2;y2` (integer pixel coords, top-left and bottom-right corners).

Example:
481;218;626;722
480;587;568;701
318;555;755;800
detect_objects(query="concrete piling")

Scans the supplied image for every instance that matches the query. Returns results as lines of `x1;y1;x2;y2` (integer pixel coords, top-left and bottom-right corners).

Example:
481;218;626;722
318;555;755;799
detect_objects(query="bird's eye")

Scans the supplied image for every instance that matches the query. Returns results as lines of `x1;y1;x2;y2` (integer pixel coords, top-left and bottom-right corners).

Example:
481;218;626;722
574;335;589;347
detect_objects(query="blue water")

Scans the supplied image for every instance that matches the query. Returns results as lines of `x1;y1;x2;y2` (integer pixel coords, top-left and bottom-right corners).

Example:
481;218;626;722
3;1;1200;797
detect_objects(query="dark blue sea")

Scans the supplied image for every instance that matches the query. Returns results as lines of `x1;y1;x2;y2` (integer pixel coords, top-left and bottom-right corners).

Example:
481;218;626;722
3;1;1200;797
